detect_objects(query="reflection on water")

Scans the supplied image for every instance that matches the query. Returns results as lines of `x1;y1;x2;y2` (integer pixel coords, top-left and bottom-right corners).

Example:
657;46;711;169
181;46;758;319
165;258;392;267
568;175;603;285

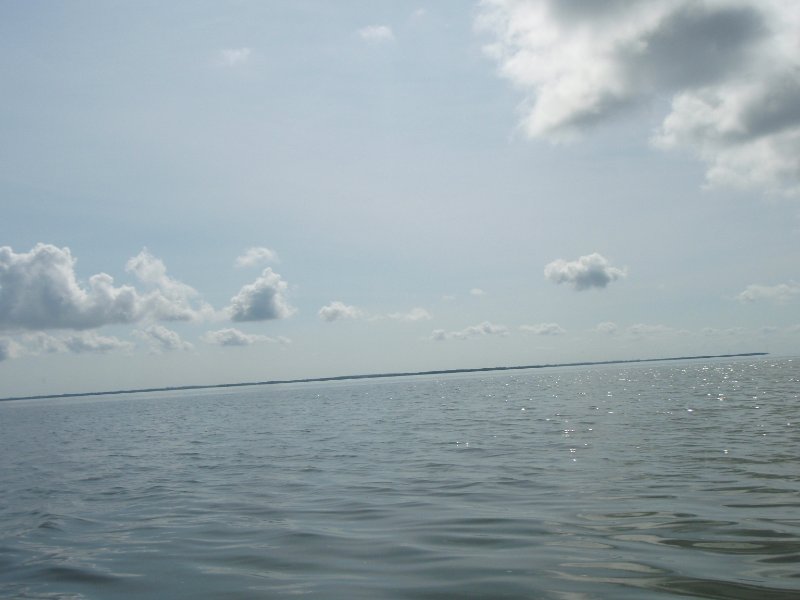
1;357;799;599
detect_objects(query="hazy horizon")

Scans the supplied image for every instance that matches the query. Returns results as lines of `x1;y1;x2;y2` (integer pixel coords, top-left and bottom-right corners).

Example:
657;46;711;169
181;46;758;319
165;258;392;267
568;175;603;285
2;1;799;398
1;351;772;402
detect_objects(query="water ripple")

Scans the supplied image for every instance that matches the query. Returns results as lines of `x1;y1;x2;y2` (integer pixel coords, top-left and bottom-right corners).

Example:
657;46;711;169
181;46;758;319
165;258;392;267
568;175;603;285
1;357;799;598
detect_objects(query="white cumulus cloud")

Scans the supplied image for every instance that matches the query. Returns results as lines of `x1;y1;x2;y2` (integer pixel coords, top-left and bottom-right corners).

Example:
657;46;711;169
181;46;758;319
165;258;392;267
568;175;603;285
544;253;626;291
318;301;362;322
386;307;433;322
1;244;145;331
319;303;432;323
593;321;619;335
737;282;800;303
0;337;20;361
701;326;746;337
477;0;800;195
653;75;800;195
627;323;676;337
227;268;295;322
62;332;133;354
202;328;288;347
431;321;509;341
16;332;64;354
134;325;193;353
218;47;251;66
520;322;565;335
470;288;487;296
10;331;132;357
126;248;212;322
358;25;395;43
235;247;279;268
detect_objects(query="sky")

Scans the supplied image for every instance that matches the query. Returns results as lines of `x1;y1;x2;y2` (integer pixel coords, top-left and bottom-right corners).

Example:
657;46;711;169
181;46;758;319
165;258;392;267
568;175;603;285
2;0;799;397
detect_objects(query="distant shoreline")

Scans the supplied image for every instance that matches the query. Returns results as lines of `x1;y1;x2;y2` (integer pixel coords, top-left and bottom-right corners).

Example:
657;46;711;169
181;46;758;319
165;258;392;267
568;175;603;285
0;352;770;403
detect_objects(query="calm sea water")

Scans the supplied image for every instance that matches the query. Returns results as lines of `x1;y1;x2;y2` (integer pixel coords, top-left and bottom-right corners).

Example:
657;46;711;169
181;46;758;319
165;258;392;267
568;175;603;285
1;357;799;599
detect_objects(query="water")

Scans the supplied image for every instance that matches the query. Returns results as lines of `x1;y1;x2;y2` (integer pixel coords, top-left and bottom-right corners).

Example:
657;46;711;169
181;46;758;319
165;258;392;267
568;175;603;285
1;357;799;599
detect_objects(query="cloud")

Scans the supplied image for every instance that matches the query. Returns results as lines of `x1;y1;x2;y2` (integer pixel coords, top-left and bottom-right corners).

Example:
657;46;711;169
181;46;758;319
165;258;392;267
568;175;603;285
218;47;251;66
202;328;289;347
627;323;676;337
593;321;618;335
126;248;212;322
653;74;800;195
318;301;362;322
544;253;626;290
1;244;143;331
520;322;565;335
16;332;64;354
477;0;800;195
701;326;746;337
227;268;295;322
737;282;800;303
8;331;132;357
235;247;279;268
470;288;486;296
386;307;433;322
134;325;193;353
431;321;509;341
0;338;19;361
319;303;432;323
62;332;133;354
358;25;395;43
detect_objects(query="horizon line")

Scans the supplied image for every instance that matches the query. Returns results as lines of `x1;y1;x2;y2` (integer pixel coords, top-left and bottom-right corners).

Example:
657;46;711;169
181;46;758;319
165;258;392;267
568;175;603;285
0;352;770;403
